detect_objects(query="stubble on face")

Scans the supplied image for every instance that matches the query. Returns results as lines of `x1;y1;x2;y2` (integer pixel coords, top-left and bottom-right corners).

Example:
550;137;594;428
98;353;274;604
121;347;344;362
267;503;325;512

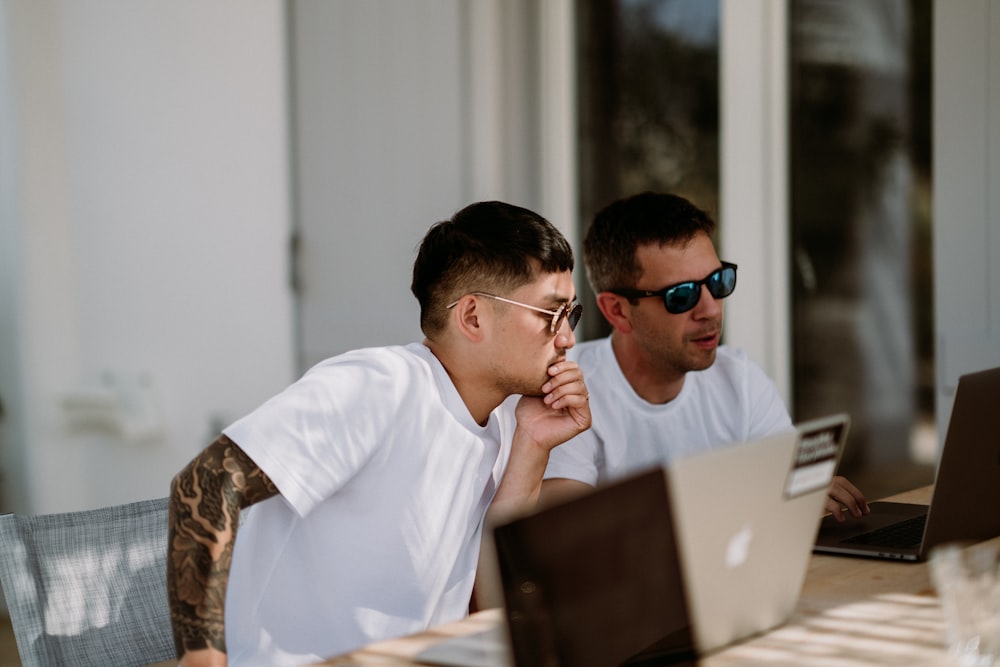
484;270;576;399
492;352;565;398
632;307;720;378
630;237;725;376
684;322;723;368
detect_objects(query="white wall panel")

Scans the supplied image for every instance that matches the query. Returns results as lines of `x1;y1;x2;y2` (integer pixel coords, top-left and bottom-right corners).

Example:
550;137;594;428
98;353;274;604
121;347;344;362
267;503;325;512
934;0;1000;444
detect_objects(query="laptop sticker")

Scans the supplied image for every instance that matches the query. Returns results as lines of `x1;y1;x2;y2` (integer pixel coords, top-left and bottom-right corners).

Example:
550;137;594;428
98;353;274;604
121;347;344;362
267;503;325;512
785;420;844;498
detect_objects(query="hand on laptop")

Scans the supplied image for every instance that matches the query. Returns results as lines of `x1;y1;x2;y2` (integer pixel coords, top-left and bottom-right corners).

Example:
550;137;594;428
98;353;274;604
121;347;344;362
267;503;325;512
825;476;870;522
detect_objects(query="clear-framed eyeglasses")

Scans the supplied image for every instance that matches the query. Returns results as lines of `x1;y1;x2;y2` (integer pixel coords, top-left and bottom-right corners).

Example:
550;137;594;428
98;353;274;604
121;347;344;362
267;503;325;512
447;292;583;334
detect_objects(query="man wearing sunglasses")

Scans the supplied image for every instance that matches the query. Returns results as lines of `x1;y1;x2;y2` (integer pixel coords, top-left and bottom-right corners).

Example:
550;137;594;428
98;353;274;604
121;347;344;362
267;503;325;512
541;191;868;521
168;201;590;667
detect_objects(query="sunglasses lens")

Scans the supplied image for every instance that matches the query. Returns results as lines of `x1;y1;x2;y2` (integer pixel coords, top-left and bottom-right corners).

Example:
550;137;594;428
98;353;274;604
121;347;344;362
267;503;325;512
708;266;738;298
663;284;700;314
663;265;737;314
567;304;583;331
554;303;583;333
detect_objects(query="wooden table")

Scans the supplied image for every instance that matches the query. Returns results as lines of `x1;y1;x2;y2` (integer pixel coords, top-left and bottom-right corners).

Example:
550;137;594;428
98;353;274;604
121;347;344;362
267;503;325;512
702;486;948;666
316;486;971;666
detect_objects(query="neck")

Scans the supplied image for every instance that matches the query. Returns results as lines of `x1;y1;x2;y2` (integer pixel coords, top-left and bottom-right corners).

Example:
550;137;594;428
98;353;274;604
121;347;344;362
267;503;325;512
423;338;502;426
610;333;686;404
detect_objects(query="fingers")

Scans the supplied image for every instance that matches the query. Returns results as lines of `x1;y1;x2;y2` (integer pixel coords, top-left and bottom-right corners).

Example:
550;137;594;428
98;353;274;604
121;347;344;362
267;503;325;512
541;361;589;411
825;496;847;522
826;475;870;522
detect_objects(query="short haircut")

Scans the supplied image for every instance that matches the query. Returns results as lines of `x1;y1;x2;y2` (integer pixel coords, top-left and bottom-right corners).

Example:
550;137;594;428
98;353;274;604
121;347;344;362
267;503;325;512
411;201;575;337
583;192;716;293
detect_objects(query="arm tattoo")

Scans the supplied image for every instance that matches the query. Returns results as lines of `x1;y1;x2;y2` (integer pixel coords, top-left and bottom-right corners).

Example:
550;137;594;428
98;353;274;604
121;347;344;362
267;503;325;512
167;434;278;658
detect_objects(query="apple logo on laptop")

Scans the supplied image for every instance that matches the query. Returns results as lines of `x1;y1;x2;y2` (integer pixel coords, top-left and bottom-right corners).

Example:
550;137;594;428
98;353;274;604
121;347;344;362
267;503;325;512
725;523;754;569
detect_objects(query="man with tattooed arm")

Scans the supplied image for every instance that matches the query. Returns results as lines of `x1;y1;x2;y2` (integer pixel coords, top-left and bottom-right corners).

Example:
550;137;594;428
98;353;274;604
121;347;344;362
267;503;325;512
167;201;590;666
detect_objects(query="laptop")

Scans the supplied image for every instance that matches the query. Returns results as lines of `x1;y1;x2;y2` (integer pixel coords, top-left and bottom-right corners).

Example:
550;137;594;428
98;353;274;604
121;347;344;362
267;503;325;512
666;413;847;653
416;414;848;666
814;365;1000;562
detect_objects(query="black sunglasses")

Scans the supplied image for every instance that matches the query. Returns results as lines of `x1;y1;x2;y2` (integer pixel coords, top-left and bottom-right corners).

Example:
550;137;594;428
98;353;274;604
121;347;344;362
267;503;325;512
610;262;738;314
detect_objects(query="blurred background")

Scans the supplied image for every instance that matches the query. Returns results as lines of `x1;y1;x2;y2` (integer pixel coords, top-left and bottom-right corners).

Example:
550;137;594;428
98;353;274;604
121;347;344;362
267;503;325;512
0;0;996;516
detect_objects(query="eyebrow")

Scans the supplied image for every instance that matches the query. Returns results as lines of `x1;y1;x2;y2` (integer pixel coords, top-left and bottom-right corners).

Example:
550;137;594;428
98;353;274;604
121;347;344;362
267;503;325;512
543;293;578;307
642;264;725;290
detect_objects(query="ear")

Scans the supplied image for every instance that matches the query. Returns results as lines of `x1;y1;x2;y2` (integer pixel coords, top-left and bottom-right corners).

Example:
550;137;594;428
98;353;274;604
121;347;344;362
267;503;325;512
596;292;634;334
450;295;486;342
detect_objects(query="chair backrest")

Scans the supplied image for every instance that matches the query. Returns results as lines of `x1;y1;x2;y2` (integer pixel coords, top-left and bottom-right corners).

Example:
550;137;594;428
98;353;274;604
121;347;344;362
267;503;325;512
0;497;175;667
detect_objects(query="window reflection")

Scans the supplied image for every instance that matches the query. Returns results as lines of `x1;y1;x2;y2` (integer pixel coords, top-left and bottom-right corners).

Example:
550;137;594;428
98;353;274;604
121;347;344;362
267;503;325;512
576;0;719;340
789;0;934;492
575;0;933;497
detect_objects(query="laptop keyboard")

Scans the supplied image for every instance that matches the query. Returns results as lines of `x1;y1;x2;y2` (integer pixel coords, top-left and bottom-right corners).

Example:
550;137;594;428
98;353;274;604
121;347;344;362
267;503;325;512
843;514;927;548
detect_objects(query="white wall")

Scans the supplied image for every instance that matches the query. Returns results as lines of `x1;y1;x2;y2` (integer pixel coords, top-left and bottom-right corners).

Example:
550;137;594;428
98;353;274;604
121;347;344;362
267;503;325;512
719;0;791;404
290;0;466;367
291;0;577;369
934;0;1000;443
0;1;26;516
0;0;296;514
0;0;575;515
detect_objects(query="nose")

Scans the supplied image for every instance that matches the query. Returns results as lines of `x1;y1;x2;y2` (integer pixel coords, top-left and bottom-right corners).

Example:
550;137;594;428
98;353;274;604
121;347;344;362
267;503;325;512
555;321;577;349
691;284;723;319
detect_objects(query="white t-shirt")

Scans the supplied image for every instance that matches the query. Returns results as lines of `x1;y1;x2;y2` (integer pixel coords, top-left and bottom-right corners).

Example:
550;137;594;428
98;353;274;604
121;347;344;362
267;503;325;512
222;343;517;666
545;337;791;486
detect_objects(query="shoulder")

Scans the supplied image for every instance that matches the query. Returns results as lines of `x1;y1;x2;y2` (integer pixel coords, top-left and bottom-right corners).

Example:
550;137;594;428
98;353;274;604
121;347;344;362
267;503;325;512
308;344;432;379
688;347;781;402
293;344;437;404
697;346;790;434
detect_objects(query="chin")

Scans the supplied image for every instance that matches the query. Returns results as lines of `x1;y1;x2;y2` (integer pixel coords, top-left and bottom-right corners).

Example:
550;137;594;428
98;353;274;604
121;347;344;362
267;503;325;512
689;350;717;372
498;377;545;398
525;378;549;397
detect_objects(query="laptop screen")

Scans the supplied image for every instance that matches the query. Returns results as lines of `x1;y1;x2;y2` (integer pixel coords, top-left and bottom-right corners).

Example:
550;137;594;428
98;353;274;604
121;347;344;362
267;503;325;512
493;468;696;667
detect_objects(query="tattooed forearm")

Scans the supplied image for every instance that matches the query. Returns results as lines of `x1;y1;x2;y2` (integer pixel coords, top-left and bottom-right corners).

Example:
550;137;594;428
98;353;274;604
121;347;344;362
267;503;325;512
167;434;278;658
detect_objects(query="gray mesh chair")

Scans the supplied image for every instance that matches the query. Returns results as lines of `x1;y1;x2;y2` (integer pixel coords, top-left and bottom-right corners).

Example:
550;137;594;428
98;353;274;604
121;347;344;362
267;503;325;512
0;497;176;667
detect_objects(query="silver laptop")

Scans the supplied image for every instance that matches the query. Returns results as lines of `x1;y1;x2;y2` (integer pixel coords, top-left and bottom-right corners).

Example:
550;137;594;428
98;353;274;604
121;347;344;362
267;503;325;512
814;365;1000;561
666;413;847;654
416;414;848;666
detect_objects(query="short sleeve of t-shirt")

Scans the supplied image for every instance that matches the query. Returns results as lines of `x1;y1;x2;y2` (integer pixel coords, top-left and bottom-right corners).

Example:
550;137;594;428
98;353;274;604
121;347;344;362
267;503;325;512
224;345;433;517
